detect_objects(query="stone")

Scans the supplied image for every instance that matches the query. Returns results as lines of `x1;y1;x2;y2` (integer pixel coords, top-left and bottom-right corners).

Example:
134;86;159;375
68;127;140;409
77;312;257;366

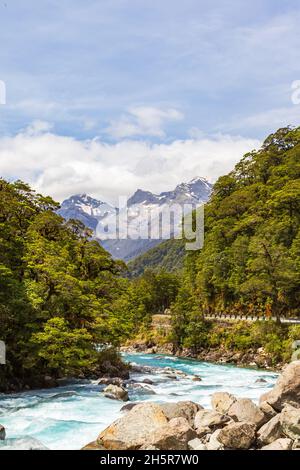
161;401;202;427
194;409;230;431
192;376;202;382
211;392;237;414
142;378;154;385
228;398;266;428
261;438;293;451
120;402;140;412
259;401;277;421
217;422;256;449
260;361;300;411
255;378;267;384
82;440;105;450
139;444;159;450
257;414;283;446
98;403;169;450
188;438;207;450
0;424;5;440
98;377;124;387
280;405;300;440
206;429;224;451
103;384;129;402
146;417;197;450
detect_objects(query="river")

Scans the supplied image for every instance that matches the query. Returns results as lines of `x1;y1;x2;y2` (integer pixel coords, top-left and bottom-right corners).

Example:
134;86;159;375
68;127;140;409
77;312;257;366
0;353;278;450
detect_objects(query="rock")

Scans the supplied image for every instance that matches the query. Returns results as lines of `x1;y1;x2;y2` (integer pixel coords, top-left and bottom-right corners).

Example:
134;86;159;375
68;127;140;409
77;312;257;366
195;426;211;438
192;376;202;382
127;383;156;395
217;422;256;449
292;440;300;450
257;414;283;446
161;401;202;427
146;417;197;450
211;392;237;414
259;361;300;411
82;440;105;450
98;403;169;449
0;424;5;440
120;402;140;412
206;429;224;450
228;398;266;428
194;409;230;431
103;385;129;402
139;444;159;450
142;378;154;385
259;401;277;421
98;377;124;387
255;378;267;384
0;437;49;450
280;405;300;440
261;438;293;451
188;438;207;450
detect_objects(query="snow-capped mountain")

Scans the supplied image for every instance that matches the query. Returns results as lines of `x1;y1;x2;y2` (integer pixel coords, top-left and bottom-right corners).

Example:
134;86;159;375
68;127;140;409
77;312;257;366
58;177;213;261
58;194;116;231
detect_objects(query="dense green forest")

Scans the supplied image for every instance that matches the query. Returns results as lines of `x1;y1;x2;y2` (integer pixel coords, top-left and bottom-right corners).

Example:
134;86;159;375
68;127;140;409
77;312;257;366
171;127;300;353
0;181;179;390
127;239;185;277
1;126;300;389
0;180;134;390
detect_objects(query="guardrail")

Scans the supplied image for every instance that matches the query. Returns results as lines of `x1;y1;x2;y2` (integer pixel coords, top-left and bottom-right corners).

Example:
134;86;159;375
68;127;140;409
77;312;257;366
202;314;300;324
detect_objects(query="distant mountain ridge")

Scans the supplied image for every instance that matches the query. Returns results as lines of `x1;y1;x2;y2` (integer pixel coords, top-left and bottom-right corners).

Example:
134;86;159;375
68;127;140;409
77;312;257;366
58;177;213;261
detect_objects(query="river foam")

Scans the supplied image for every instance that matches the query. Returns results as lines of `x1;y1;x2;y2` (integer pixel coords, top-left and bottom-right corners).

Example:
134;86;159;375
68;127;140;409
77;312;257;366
0;353;278;450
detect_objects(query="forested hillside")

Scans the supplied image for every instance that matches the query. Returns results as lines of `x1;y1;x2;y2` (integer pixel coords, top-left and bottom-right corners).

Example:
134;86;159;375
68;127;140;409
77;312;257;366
127;239;185;277
0;180;133;391
172;127;300;351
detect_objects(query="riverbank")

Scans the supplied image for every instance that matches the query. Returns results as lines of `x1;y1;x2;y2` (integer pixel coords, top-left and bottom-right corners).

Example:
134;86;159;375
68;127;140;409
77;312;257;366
121;343;284;372
83;360;300;451
0;353;277;449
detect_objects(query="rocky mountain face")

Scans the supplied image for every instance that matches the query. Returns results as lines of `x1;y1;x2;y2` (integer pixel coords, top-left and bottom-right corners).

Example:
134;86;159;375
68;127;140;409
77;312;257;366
58;177;213;261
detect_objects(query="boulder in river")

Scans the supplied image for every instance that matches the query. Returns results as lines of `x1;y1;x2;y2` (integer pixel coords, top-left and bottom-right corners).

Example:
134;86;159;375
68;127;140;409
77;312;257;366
98;403;169;449
260;361;300;411
0;424;5;440
103;384;129;402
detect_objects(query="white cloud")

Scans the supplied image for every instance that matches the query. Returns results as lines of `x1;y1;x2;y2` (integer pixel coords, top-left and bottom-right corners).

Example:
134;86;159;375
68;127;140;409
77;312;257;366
105;106;184;139
0;122;260;204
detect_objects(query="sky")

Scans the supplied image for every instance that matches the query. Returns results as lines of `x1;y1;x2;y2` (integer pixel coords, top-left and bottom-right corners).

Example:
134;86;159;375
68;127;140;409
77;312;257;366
0;0;300;203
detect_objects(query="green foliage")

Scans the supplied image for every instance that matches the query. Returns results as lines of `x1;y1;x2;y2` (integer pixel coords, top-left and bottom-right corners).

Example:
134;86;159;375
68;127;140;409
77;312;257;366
127;239;185;278
0;179;129;389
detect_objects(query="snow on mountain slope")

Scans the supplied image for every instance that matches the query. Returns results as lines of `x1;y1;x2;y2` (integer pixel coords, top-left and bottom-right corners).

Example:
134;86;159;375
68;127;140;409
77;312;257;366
58;177;213;261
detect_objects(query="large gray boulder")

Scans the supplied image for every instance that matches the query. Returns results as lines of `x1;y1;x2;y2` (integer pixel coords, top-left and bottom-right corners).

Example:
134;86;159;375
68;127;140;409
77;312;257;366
161;401;202;427
261;438;293;451
257;414;283;446
194;409;230;431
211;392;237;414
0;424;5;440
228;398;266;428
280;405;300;440
260;361;300;411
217;422;256;449
103;384;129;402
98;403;168;449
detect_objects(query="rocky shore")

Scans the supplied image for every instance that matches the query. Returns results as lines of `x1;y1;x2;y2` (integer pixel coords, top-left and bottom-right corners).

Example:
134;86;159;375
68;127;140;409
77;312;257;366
121;342;283;371
83;360;300;451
